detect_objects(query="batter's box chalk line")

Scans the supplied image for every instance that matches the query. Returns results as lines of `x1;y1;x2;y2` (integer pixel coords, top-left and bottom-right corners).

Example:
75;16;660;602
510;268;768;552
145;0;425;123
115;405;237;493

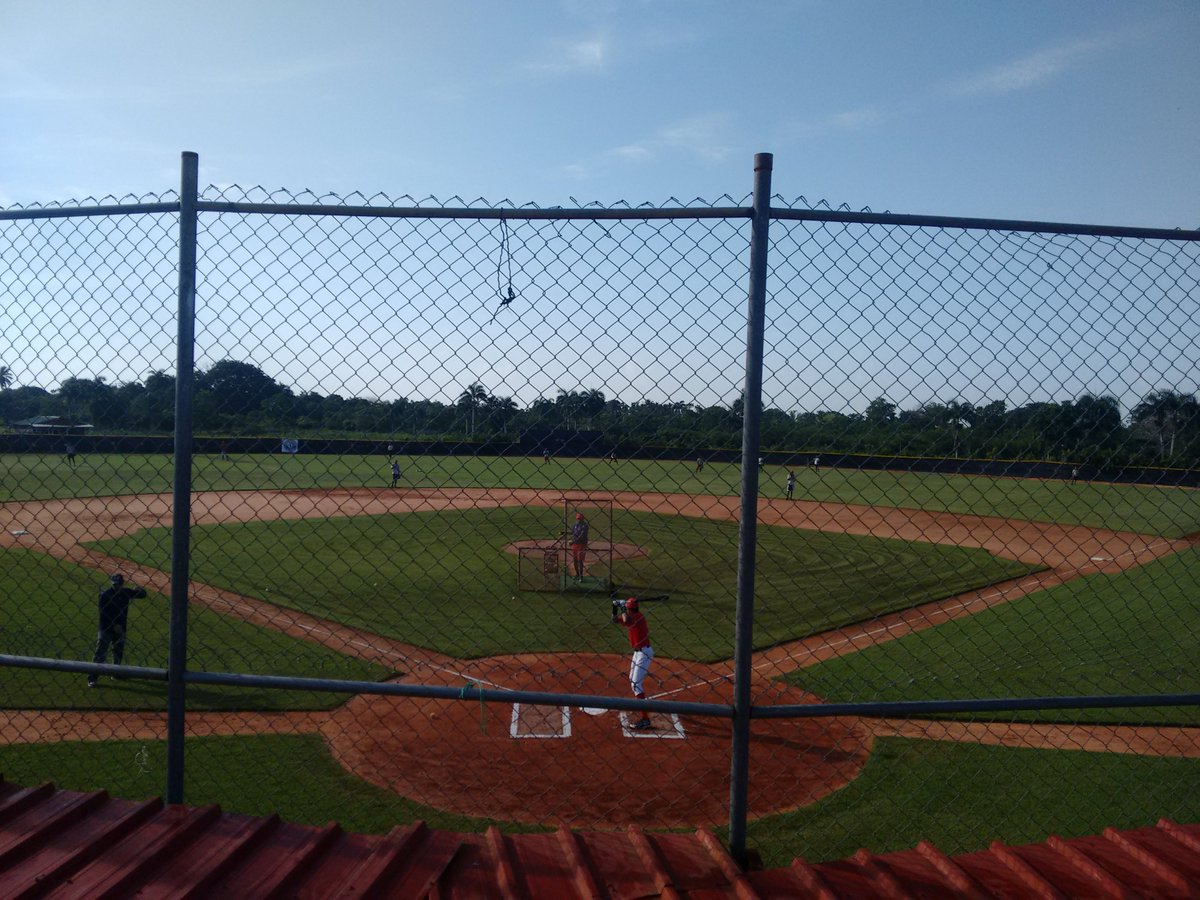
510;703;572;739
620;710;686;739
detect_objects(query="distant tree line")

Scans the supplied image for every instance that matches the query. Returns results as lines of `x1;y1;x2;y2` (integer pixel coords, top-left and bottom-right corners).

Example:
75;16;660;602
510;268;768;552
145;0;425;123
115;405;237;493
0;359;1197;467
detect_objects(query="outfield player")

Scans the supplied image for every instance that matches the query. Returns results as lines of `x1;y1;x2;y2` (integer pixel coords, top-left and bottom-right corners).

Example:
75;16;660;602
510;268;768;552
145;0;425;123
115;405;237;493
89;573;146;687
613;597;653;729
786;469;796;500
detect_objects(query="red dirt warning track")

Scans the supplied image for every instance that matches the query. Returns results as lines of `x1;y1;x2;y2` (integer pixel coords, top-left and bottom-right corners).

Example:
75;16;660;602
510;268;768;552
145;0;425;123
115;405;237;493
0;486;1195;827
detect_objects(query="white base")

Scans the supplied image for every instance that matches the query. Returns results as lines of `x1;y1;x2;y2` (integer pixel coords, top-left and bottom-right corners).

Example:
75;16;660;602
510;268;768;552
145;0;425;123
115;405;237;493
620;710;686;739
510;704;572;738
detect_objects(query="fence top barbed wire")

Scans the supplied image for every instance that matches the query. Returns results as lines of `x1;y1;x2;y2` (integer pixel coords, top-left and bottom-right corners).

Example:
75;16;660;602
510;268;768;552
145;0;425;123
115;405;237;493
5;181;1197;236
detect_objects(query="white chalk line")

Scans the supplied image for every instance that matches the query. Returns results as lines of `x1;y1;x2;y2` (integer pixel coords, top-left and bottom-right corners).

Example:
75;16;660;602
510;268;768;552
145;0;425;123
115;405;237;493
205;592;512;690
650;674;732;702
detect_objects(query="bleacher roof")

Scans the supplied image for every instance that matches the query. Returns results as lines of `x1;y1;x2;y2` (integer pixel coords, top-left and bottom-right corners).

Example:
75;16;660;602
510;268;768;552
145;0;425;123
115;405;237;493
2;778;1199;897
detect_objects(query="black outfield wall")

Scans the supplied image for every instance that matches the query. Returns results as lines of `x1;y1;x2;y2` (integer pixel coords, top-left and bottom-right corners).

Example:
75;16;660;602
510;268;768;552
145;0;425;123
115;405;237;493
1;433;1194;488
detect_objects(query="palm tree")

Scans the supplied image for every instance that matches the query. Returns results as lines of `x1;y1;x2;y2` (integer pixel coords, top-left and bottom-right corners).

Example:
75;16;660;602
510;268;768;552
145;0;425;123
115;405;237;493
1132;389;1200;458
483;394;518;434
456;383;488;435
944;399;977;457
580;388;605;427
0;365;12;390
556;389;581;430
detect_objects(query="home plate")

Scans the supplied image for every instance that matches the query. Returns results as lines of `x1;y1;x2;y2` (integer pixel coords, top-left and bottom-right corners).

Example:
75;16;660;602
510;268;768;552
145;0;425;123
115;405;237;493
510;703;571;738
620;711;686;739
10;530;31;537
580;707;606;716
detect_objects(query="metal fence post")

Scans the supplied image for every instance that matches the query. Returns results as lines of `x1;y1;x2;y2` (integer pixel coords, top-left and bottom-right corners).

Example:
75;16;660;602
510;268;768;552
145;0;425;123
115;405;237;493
166;151;199;804
729;152;773;864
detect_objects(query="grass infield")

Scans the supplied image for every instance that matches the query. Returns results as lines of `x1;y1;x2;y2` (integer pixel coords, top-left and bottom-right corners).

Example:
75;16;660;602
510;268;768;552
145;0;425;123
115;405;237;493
0;732;1195;868
0;548;393;710
786;547;1200;726
88;507;1038;662
1;451;1196;536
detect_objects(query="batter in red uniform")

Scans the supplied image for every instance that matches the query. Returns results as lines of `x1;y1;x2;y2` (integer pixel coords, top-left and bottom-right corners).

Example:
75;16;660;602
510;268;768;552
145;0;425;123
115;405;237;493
613;597;653;729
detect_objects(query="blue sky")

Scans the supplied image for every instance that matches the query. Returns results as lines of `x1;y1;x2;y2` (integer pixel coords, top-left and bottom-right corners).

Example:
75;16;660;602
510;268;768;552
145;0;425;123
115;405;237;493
2;0;1197;228
1;1;1197;418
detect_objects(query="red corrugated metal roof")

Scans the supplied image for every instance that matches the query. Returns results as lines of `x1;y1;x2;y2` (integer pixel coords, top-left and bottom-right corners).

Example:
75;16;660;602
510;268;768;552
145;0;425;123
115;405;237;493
1;776;1198;898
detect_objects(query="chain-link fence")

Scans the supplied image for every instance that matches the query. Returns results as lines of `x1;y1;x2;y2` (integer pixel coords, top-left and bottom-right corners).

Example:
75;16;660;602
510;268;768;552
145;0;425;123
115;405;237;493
1;153;1198;867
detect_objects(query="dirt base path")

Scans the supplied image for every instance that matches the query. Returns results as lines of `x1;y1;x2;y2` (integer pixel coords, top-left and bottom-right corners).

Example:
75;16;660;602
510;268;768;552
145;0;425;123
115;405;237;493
868;718;1200;759
0;486;1194;826
0;709;325;745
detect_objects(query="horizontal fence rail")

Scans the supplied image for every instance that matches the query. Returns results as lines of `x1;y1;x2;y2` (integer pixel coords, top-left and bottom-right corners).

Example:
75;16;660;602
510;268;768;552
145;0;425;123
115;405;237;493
5;654;1197;718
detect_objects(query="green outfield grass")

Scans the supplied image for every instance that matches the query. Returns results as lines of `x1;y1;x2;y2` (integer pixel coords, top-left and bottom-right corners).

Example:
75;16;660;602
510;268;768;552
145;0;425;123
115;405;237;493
732;736;1200;867
1;451;1196;535
0;732;1194;869
785;547;1200;726
87;507;1037;662
0;733;545;836
0;548;393;710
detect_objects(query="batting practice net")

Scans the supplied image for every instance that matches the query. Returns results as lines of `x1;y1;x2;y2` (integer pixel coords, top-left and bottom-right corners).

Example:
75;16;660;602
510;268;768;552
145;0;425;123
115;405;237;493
516;496;614;593
0;153;1197;867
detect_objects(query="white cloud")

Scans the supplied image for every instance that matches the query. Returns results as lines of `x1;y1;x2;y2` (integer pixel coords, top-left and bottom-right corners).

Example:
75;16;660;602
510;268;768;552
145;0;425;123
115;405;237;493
613;144;653;161
946;36;1114;97
828;107;883;131
525;33;610;75
0;75;159;105
781;105;888;144
558;113;735;182
0;47;348;108
627;113;735;163
566;38;607;70
780;29;1125;147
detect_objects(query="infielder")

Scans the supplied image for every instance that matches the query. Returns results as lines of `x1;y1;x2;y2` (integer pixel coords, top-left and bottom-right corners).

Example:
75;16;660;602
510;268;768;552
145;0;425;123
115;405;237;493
89;573;146;687
612;597;653;729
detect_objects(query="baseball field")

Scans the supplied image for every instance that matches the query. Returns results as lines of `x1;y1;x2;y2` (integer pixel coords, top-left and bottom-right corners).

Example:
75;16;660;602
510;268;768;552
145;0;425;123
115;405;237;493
0;450;1197;865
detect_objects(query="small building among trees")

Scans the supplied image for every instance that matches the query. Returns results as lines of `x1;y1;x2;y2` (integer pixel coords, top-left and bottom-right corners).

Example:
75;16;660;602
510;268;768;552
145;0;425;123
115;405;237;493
9;415;93;435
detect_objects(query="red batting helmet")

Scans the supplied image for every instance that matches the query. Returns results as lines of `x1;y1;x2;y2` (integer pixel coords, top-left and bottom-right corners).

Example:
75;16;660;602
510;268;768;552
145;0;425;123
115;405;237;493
624;597;638;611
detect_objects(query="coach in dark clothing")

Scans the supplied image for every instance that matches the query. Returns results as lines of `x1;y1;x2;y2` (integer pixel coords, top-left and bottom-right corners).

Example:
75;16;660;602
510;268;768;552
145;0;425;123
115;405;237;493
89;574;146;687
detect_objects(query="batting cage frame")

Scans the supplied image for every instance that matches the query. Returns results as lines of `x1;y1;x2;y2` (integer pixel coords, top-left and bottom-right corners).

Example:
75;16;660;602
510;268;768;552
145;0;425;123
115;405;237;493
517;494;615;593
